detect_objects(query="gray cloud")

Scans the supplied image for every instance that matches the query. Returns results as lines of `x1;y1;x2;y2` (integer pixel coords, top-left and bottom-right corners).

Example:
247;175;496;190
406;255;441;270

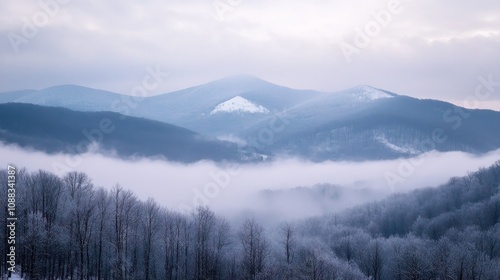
1;1;499;109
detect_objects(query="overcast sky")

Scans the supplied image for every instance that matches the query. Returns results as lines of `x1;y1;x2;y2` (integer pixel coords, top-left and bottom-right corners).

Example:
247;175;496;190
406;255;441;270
1;0;499;109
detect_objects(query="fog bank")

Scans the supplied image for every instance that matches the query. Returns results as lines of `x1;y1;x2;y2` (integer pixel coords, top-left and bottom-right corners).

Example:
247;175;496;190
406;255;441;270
2;143;499;221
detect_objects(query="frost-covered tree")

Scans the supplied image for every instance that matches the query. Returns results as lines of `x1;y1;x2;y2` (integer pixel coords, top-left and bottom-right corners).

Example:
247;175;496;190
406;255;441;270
239;218;269;279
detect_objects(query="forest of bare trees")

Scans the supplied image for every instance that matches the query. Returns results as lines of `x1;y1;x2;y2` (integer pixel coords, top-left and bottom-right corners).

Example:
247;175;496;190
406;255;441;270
1;160;500;279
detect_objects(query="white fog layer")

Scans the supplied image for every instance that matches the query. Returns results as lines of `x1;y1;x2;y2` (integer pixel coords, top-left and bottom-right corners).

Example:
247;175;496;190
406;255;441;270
2;143;500;221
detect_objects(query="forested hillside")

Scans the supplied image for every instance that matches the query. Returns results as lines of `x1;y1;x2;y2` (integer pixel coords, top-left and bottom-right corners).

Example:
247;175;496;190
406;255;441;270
0;103;246;163
1;161;499;279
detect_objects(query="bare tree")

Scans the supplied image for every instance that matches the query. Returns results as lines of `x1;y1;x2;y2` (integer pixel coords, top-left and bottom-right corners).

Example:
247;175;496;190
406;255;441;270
279;222;295;280
296;246;326;280
112;185;137;280
193;206;216;279
360;239;384;280
163;211;190;280
143;198;161;280
95;187;111;280
211;217;231;279
281;222;295;266
27;170;64;279
63;172;95;280
239;218;269;279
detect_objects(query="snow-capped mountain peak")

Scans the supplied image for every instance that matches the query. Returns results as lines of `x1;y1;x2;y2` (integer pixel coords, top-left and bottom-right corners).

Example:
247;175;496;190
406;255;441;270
210;96;270;115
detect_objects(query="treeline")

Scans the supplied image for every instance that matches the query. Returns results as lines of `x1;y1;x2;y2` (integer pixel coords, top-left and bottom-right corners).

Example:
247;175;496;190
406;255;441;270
0;169;366;280
1;161;499;280
298;161;500;279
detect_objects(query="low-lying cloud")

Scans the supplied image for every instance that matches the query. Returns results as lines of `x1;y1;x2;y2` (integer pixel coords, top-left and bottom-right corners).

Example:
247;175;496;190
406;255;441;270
2;143;499;222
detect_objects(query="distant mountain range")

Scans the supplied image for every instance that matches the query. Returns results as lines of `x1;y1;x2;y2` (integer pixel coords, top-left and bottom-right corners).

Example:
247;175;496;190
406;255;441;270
1;75;500;161
0;103;255;163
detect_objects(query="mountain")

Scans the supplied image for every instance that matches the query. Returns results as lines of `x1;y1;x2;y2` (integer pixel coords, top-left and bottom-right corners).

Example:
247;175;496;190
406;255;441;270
135;75;321;135
2;76;500;161
242;90;500;160
0;85;124;111
210;96;270;115
0;76;322;136
0;103;253;163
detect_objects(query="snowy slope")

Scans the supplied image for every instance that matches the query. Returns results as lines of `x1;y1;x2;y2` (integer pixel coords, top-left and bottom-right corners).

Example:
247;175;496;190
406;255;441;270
346;85;395;101
374;134;420;155
238;85;398;140
135;75;321;135
210;96;270;115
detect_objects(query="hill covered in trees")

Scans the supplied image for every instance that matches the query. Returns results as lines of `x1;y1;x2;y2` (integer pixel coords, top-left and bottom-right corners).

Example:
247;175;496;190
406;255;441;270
1;161;499;279
0;103;248;163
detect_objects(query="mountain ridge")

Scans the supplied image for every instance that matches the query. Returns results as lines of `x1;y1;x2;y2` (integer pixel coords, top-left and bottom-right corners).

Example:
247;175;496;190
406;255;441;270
1;76;500;161
0;103;256;163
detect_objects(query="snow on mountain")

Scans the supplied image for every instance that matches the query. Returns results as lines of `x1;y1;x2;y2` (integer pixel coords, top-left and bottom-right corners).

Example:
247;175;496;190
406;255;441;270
374;134;420;155
3;77;500;161
347;85;395;101
210;96;270;115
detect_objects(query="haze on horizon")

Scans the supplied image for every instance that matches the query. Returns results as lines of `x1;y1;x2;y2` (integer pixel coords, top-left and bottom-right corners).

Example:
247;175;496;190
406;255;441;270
1;1;500;110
